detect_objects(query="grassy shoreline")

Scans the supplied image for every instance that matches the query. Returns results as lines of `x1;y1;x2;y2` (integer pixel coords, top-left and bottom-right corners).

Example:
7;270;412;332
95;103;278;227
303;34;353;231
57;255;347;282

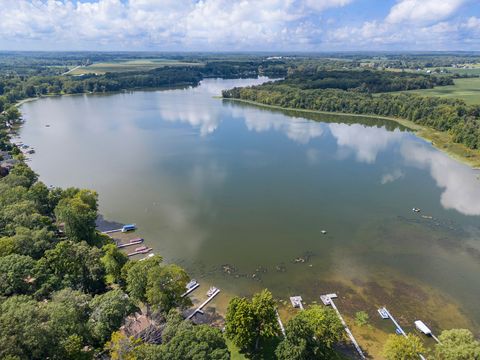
223;97;480;169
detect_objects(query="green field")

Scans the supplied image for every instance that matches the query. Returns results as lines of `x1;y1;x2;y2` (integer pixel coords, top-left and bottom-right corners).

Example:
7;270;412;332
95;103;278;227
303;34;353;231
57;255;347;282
400;77;480;105
68;59;203;75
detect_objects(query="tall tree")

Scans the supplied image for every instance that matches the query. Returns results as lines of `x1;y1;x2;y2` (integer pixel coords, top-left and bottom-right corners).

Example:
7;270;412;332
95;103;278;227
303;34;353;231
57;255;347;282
145;263;190;313
225;289;280;352
275;305;344;360
88;289;137;345
435;329;480;360
35;240;105;295
54;190;98;244
383;334;426;360
101;243;128;284
0;254;36;296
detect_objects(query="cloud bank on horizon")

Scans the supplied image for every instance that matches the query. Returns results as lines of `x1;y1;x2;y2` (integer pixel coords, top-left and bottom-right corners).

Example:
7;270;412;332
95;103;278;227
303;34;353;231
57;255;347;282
0;0;479;51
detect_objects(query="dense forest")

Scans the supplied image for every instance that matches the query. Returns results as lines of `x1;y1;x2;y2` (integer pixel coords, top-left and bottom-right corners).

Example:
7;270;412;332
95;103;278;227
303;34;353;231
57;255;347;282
223;69;480;150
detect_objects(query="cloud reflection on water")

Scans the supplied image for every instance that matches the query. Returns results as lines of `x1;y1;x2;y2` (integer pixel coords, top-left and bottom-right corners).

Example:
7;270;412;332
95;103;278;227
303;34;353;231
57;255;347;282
401;142;480;216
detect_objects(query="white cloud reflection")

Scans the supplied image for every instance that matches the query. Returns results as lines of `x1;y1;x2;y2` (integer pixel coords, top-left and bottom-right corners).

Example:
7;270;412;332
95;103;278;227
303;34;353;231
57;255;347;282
329;123;404;164
241;110;325;144
401;143;480;216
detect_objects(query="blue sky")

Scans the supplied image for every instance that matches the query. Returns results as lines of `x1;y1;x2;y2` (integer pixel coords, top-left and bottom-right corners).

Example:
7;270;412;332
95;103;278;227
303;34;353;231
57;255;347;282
0;0;479;51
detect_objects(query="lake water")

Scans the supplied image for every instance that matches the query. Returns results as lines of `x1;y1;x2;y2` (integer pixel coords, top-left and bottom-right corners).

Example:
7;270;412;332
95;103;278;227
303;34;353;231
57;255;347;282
19;78;480;339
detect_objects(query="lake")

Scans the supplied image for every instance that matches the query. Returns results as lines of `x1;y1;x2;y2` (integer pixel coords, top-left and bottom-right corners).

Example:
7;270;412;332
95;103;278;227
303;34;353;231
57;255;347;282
19;78;480;348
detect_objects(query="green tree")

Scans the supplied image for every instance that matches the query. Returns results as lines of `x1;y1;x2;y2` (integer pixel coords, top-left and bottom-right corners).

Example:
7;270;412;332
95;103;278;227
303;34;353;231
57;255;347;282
435;329;480;360
101;243;128;284
125;255;163;303
146;263;190;312
354;311;369;327
105;331;142;360
383;334;426;360
88;289;137;345
275;305;343;360
135;311;230;360
54;189;98;243
225;289;280;352
43;289;91;358
0;295;49;359
0;254;36;296
35;240;105;295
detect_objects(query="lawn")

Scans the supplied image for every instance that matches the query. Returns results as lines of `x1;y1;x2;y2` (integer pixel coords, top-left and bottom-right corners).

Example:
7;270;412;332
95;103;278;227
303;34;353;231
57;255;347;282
68;59;204;75
399;77;480;105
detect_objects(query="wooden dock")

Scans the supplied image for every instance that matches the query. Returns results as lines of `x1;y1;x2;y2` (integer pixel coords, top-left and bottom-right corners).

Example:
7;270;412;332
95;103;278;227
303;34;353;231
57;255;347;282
187;288;220;320
322;294;366;360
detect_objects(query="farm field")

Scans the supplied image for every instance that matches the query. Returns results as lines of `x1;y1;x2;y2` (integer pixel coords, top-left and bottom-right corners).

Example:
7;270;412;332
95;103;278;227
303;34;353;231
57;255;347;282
398;77;480;105
68;59;204;75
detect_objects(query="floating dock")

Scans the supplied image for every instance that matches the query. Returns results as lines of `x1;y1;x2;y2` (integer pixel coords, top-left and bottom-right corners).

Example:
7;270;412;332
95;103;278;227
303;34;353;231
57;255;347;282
322;293;366;360
187;287;220;320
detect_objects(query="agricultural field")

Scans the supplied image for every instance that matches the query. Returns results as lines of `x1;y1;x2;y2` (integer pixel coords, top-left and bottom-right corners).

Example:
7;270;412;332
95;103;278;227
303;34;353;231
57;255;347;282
67;59;204;75
398;77;480;105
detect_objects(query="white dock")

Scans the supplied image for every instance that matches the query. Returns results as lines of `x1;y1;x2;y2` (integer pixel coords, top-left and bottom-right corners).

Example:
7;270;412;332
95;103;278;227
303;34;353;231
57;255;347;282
187;288;220;320
181;283;200;298
322;294;366;360
101;228;123;234
383;308;427;360
276;309;286;337
290;296;304;310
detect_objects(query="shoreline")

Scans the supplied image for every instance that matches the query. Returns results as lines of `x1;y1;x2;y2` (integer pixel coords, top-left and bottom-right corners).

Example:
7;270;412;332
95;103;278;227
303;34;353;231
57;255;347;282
223;97;480;169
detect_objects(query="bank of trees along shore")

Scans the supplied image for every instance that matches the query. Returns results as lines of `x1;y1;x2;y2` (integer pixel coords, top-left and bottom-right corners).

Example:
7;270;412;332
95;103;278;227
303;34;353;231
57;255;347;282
223;69;480;151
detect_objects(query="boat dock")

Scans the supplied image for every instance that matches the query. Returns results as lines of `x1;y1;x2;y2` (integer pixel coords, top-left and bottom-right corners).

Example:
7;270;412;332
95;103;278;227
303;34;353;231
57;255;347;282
290;296;304;310
127;247;152;257
117;238;144;248
276;309;286;337
379;308;426;360
181;280;200;298
187;287;220;320
322;293;366;360
102;228;123;234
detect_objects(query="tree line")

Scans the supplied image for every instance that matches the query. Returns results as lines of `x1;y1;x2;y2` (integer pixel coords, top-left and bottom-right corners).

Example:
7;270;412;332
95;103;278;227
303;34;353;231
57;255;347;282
223;71;480;150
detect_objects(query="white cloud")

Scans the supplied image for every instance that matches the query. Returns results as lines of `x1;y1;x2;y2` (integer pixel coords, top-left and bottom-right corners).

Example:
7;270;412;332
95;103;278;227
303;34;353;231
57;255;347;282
0;0;352;50
386;0;466;24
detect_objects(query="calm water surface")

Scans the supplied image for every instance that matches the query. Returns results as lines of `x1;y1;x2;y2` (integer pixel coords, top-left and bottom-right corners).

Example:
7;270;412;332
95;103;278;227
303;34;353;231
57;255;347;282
19;78;480;334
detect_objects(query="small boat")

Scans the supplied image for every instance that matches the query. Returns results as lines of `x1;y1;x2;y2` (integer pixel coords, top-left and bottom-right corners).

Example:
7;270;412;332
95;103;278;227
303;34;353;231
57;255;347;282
186;279;198;290
122;224;136;232
134;246;147;252
378;307;389;319
207;286;218;297
129;237;143;243
412;208;421;213
321;230;327;235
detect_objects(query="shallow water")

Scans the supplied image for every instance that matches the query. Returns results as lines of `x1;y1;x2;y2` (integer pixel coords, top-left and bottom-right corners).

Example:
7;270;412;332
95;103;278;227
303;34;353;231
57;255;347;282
19;78;480;336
